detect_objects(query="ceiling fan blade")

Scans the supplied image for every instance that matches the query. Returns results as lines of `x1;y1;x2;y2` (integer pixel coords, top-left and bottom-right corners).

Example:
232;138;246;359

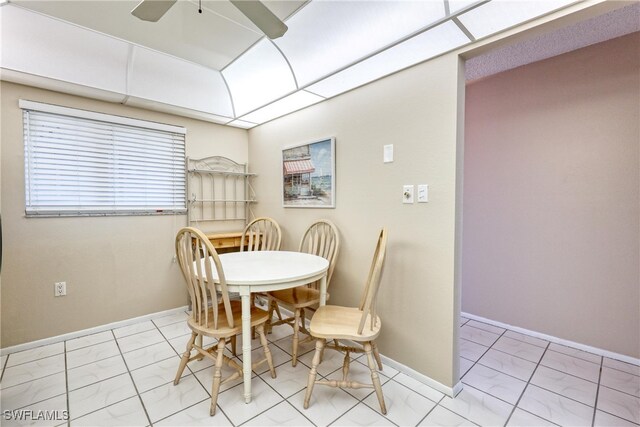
230;0;288;39
131;0;177;22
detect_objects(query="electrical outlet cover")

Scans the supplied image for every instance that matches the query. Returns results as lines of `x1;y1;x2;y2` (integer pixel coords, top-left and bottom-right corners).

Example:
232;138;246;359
403;185;414;204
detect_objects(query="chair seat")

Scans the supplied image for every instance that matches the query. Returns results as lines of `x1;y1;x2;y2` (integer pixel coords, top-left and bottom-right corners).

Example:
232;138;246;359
269;286;329;308
188;300;270;338
309;305;381;341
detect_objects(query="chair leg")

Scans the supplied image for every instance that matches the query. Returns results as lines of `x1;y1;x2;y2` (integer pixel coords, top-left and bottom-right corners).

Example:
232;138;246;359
292;308;301;367
303;338;326;409
273;301;283;321
364;342;387;415
267;298;276;334
230;335;237;356
210;338;226;416
174;332;196;385
372;341;383;370
257;324;276;378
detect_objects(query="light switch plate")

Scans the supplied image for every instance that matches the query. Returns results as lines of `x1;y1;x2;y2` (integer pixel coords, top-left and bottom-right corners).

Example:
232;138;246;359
384;144;393;163
403;185;414;204
418;184;428;203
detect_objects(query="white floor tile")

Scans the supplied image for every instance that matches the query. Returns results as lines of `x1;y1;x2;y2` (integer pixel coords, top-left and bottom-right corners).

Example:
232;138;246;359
1;372;66;411
600;367;640;397
244;401;313;426
267;325;294;343
460;339;489;362
603;358;640;377
193;361;251;395
0;394;68;427
503;331;549;348
272;333;317;357
238;343;291;375
5;343;64;368
66;331;114;351
336;360;392;401
216;377;284;425
547;343;602;365
460;358;475;378
112;320;156;338
259;359;314;398
460;318;470;327
67;355;127;391
461;364;527;405
460;325;501;347
530;365;598;406
540;350;601;383
70;396;148;426
363;380;436;425
159;322;193;341
69;373;137;419
298;346;357;377
117;329;166;353
289;385;359;426
594;409;639;427
506;408;556;426
440;385;514;426
477;349;537;381
418;405;478;426
333;402;393;426
131;356;189;393
66;340;121;369
153;311;189;328
466;320;506;335
492;337;545;363
597;385;640;424
518;384;594;426
140;375;209;423
393;372;445;403
154;399;231;426
123;341;178;371
1;354;66;388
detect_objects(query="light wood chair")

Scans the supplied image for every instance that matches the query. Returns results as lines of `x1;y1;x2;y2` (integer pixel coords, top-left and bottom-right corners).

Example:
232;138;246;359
267;220;340;366
173;227;276;416
303;228;388;414
241;217;282;252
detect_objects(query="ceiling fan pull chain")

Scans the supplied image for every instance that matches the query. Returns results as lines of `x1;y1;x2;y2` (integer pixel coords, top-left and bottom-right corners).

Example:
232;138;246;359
198;0;202;14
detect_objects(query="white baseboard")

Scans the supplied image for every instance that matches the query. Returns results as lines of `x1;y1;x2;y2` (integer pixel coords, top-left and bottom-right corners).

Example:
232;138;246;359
462;311;640;367
1;305;189;356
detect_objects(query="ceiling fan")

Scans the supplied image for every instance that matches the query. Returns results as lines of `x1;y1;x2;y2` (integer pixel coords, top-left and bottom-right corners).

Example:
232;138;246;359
131;0;288;39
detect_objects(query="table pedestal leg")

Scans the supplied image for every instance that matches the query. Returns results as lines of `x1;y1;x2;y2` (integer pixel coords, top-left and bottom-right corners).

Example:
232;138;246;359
241;293;252;403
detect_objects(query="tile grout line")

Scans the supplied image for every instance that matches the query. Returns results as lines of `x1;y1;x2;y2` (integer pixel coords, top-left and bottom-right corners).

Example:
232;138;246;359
591;356;604;427
109;329;153;426
0;352;10;382
503;341;555;426
460;328;508;383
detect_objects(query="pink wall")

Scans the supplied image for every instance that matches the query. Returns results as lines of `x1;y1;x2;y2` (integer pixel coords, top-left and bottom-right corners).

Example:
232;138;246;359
462;32;640;358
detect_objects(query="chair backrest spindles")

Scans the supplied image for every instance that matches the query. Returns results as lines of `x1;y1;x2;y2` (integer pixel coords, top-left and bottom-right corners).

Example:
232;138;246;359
357;228;387;335
241;217;282;252
299;220;340;288
176;227;234;331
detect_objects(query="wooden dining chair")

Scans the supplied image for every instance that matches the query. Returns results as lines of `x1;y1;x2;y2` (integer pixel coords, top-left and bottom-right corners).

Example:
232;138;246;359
303;228;388;414
241;217;282;252
267;219;340;366
173;227;276;416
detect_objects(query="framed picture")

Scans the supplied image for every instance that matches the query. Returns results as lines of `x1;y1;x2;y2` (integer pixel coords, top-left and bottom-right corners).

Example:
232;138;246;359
282;137;335;208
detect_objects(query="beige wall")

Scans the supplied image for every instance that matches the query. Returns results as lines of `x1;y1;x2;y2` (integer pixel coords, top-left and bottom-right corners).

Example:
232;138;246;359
0;82;249;347
249;53;464;387
462;33;640;358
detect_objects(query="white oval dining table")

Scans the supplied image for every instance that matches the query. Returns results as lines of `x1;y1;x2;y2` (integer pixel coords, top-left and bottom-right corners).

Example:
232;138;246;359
210;251;329;403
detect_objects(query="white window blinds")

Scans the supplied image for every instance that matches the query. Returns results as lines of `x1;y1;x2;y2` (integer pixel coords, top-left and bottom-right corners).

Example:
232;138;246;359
21;100;186;216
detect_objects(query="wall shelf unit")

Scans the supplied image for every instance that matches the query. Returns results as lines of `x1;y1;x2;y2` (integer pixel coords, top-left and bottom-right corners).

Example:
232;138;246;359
186;156;256;227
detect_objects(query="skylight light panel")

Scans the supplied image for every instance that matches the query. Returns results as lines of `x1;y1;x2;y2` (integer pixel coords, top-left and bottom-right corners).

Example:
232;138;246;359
457;0;578;40
227;119;258;129
448;0;483;15
274;0;447;87
222;39;297;117
239;91;324;124
308;21;470;99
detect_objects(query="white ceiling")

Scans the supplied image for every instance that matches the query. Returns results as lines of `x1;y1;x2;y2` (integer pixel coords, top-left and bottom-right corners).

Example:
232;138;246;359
1;0;635;129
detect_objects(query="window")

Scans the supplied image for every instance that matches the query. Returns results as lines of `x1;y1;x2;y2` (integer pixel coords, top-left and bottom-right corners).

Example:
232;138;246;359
21;100;186;216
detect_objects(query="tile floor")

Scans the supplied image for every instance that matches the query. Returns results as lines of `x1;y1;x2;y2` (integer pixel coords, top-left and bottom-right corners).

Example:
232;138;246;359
1;311;638;426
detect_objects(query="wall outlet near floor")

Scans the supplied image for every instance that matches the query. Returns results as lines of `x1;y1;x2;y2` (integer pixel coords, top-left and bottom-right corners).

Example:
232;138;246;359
54;281;67;297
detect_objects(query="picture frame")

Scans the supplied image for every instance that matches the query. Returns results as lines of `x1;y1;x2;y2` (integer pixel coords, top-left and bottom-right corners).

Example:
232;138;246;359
282;137;335;208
